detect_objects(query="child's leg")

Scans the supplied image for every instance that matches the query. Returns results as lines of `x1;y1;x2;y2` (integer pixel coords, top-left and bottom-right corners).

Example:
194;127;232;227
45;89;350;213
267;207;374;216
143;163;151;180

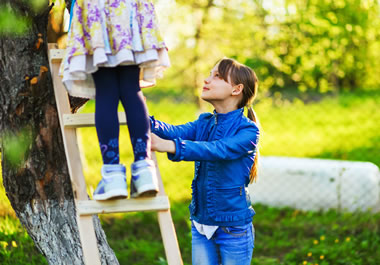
117;65;150;161
191;223;219;265
92;67;128;200
117;65;158;197
92;67;121;165
215;223;254;265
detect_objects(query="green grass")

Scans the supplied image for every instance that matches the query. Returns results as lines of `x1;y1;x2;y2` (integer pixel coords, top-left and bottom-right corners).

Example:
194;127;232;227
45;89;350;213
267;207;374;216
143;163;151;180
1;91;380;264
1;203;379;265
255;91;380;166
0;216;47;265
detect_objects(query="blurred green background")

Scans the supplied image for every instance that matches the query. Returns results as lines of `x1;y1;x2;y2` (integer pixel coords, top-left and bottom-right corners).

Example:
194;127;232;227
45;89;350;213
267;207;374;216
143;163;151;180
1;0;380;264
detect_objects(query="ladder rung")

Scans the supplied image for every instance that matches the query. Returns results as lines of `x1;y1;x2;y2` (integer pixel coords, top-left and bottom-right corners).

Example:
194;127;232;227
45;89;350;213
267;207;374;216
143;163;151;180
49;48;65;63
64;113;127;128
77;196;170;216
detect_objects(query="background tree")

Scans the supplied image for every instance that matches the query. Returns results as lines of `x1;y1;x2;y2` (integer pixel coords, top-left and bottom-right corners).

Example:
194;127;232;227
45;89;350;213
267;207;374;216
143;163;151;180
0;0;117;263
157;0;380;103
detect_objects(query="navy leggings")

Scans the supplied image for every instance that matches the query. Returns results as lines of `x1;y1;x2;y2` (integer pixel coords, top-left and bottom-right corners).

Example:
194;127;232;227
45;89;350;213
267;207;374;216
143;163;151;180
92;65;150;164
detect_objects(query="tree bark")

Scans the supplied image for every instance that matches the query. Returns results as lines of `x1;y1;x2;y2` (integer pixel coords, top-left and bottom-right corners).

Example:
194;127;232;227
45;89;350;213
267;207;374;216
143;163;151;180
0;1;118;264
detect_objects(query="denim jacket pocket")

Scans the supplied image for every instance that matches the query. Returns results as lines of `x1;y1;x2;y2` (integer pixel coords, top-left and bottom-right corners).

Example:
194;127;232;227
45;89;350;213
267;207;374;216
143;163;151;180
214;186;246;213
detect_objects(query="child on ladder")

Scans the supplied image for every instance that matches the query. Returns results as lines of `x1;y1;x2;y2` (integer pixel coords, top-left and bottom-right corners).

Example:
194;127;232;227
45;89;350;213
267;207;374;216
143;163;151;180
60;0;170;200
150;58;260;265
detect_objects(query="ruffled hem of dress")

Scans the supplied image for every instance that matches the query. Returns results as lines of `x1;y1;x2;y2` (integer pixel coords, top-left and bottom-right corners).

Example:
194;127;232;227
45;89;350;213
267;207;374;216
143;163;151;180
61;47;170;99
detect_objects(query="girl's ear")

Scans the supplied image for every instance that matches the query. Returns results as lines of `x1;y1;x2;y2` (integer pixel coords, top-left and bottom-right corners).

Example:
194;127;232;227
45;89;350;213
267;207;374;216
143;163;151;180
232;84;244;96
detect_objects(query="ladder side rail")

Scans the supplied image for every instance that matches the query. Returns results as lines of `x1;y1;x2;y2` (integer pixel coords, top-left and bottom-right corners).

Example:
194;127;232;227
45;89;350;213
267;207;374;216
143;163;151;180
153;153;183;265
48;45;89;201
48;44;101;265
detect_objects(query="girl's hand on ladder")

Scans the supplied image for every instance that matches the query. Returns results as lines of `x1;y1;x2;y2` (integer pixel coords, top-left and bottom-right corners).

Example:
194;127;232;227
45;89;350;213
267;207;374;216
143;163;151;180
150;133;176;154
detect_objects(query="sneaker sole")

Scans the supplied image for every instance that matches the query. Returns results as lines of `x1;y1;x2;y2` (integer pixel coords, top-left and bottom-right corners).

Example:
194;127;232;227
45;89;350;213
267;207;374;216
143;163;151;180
130;183;159;198
93;189;128;201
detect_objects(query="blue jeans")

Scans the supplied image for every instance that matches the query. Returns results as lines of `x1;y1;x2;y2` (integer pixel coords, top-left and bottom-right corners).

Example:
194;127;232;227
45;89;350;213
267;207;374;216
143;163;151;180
192;222;254;265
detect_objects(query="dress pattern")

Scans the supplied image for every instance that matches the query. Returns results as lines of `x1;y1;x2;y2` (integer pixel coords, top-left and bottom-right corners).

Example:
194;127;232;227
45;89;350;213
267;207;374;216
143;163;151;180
60;0;170;99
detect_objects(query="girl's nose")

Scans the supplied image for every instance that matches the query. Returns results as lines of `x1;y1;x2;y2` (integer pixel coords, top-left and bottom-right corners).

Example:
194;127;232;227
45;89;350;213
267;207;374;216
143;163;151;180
204;77;210;84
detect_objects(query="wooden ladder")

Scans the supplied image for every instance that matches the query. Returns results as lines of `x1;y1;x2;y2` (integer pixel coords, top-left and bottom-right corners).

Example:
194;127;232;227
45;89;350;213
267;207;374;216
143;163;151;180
48;43;183;265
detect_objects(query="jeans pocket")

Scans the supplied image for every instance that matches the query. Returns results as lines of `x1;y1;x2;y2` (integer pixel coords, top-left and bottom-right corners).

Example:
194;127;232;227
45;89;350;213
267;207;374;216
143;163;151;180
221;225;248;237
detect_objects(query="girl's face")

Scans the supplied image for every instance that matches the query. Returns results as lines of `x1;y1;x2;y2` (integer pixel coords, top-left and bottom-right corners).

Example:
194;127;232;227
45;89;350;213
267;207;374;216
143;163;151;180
201;64;235;104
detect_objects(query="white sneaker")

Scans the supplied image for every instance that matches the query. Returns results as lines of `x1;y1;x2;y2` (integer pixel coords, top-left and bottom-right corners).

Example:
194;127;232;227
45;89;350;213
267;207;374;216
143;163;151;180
130;159;159;198
93;164;128;200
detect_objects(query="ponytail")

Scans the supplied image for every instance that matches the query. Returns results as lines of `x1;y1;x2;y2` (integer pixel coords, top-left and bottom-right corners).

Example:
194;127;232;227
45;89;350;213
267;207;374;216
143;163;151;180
247;106;260;183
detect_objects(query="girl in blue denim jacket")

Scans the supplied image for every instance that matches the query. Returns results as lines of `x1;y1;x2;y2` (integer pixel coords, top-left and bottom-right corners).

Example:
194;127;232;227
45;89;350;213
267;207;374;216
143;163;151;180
150;58;260;265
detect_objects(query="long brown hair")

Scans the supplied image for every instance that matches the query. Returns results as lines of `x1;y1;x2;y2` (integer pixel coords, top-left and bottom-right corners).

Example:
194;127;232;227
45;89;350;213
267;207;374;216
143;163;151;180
217;58;260;183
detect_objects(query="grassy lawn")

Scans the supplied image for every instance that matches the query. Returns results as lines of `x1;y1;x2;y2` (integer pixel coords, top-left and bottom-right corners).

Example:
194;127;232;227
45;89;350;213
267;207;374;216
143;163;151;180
1;91;380;264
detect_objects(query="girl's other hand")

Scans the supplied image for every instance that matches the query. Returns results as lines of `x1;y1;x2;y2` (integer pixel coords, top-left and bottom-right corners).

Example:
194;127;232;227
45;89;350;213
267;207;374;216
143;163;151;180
151;133;176;154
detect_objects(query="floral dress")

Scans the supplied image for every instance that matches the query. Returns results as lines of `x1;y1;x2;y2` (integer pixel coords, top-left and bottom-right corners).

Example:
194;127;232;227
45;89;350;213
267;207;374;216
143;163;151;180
60;0;170;99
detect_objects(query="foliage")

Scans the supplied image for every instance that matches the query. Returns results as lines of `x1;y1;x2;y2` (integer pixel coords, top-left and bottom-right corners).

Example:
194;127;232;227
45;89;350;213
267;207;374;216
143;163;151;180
156;0;380;100
0;5;29;35
1;128;33;169
0;0;52;36
3;0;380;95
263;0;380;93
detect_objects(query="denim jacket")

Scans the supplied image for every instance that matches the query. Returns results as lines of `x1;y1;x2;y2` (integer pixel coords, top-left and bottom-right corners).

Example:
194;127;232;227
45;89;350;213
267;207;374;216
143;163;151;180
150;108;259;226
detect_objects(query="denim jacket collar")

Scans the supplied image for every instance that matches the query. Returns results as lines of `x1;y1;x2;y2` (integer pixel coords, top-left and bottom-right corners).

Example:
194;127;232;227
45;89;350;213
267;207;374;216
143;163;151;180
213;108;244;125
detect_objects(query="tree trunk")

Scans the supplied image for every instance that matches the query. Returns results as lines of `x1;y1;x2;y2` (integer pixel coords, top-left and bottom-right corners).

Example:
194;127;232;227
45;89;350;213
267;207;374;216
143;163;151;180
189;0;214;110
0;1;118;264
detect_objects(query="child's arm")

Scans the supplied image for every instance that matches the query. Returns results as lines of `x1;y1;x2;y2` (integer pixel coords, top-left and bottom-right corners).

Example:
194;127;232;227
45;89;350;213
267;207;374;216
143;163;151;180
150;116;199;141
154;124;259;162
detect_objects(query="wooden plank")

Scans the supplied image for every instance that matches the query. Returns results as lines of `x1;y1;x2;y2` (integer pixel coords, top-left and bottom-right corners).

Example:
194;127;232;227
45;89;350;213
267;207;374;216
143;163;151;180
63;112;127;128
49;48;65;63
77;196;170;216
153;153;183;265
